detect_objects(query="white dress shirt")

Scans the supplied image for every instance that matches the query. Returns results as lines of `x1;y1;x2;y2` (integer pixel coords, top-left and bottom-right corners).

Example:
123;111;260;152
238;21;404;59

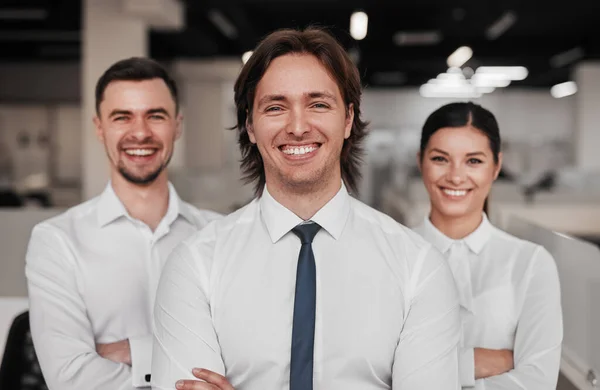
414;214;563;389
25;183;221;390
152;184;461;390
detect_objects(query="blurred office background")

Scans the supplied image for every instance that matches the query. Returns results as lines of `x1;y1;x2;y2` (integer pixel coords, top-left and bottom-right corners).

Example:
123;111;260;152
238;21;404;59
1;1;600;389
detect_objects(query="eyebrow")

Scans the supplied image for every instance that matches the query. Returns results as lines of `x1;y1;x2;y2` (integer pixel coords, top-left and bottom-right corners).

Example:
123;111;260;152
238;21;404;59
429;148;449;156
257;94;286;108
466;151;487;157
307;91;337;102
256;91;338;108
108;107;171;118
429;148;487;157
147;108;171;117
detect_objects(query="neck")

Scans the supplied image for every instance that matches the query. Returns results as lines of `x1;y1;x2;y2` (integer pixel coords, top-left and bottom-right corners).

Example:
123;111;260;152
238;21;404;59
266;175;342;221
429;208;483;240
110;170;170;231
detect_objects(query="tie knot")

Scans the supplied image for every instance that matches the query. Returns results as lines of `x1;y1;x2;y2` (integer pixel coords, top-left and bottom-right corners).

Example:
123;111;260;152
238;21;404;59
292;222;321;244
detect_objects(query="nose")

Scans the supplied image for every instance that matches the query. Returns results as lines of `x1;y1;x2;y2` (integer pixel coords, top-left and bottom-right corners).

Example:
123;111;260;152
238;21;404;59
446;163;466;185
287;108;310;138
130;118;153;141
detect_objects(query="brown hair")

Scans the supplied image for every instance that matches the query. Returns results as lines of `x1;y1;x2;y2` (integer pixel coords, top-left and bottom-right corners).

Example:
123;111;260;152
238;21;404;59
95;57;179;115
233;27;369;196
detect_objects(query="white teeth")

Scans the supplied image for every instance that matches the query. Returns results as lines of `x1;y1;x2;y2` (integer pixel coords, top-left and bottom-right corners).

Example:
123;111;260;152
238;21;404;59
283;146;317;155
443;189;468;197
125;149;155;156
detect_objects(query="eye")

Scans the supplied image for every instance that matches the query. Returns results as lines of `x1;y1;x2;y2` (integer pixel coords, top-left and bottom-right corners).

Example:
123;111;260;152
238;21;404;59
430;156;447;162
149;114;166;120
113;116;128;122
265;106;283;112
467;158;483;164
311;102;330;109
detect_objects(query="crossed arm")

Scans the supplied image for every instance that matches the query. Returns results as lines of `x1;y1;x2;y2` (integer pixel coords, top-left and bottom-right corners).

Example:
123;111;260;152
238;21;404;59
25;225;152;389
462;248;563;389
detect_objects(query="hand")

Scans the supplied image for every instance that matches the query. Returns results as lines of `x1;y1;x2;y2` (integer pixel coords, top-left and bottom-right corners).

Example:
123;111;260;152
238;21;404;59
474;348;514;379
175;368;235;390
95;339;132;366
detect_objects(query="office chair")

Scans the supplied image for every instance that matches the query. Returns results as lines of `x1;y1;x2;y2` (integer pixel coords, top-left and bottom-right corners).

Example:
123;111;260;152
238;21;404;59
0;311;48;390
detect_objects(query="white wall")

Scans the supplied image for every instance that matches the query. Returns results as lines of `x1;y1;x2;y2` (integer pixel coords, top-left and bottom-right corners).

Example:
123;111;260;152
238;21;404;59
362;87;575;142
575;62;600;170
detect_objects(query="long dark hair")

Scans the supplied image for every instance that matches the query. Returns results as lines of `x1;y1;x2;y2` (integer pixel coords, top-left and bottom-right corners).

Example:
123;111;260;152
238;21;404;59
233;27;369;196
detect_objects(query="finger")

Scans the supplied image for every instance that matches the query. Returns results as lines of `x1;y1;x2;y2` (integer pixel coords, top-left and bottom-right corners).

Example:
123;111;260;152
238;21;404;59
192;369;233;389
175;379;219;390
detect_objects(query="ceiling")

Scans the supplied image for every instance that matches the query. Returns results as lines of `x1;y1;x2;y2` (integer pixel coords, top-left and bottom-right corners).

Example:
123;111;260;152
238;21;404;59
1;0;599;88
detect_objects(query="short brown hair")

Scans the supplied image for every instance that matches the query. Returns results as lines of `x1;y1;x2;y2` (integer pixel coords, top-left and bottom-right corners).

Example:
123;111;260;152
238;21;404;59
95;57;179;115
233;27;369;196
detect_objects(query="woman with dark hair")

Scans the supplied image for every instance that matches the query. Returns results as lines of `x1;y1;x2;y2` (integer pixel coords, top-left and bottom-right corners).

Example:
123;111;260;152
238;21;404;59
413;102;563;389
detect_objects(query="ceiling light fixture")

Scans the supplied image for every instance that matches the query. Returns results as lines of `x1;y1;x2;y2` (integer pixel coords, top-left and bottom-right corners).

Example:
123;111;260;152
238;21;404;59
350;11;368;40
420;67;484;98
550;47;585;68
242;51;253;64
550;81;577;98
485;11;517;40
207;9;238;39
476;66;528;80
393;30;442;46
447;46;473;68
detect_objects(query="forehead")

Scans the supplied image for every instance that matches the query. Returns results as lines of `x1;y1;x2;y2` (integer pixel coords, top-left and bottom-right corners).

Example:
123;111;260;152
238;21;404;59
254;53;342;102
428;126;492;153
99;78;175;114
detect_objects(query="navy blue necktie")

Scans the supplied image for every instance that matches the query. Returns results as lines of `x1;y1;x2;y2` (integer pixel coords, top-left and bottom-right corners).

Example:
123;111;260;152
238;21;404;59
290;222;321;390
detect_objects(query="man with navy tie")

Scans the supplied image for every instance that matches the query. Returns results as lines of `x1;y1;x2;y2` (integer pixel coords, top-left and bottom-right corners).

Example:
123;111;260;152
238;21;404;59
151;27;461;390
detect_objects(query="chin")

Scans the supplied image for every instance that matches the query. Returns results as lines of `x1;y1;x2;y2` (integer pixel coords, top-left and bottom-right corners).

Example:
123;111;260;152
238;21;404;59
434;203;472;219
119;166;164;185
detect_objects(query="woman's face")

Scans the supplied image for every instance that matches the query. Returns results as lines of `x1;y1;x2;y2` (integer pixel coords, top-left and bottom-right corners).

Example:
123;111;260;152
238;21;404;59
419;125;502;220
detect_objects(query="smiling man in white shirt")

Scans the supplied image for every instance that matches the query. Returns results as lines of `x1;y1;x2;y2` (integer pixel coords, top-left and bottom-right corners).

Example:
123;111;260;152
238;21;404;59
25;57;220;390
151;28;461;390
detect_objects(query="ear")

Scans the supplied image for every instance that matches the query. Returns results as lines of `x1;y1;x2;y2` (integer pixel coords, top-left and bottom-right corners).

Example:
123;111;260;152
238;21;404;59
344;103;354;139
493;151;503;180
93;115;104;143
246;113;257;144
175;112;183;141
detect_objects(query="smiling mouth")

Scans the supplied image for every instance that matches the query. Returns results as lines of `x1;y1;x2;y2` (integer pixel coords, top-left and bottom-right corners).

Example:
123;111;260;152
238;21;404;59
440;187;472;197
279;143;321;156
123;148;158;157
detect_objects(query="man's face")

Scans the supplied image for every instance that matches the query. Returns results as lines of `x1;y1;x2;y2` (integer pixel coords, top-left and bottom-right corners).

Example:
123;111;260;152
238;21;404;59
248;53;353;194
94;78;181;185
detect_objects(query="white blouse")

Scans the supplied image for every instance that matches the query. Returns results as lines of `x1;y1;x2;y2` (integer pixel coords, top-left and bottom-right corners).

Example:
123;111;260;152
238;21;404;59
414;214;563;389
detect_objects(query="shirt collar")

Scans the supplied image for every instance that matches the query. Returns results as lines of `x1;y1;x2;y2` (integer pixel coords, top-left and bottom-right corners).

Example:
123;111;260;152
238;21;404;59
97;182;194;227
259;183;351;243
463;213;493;254
420;213;492;255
